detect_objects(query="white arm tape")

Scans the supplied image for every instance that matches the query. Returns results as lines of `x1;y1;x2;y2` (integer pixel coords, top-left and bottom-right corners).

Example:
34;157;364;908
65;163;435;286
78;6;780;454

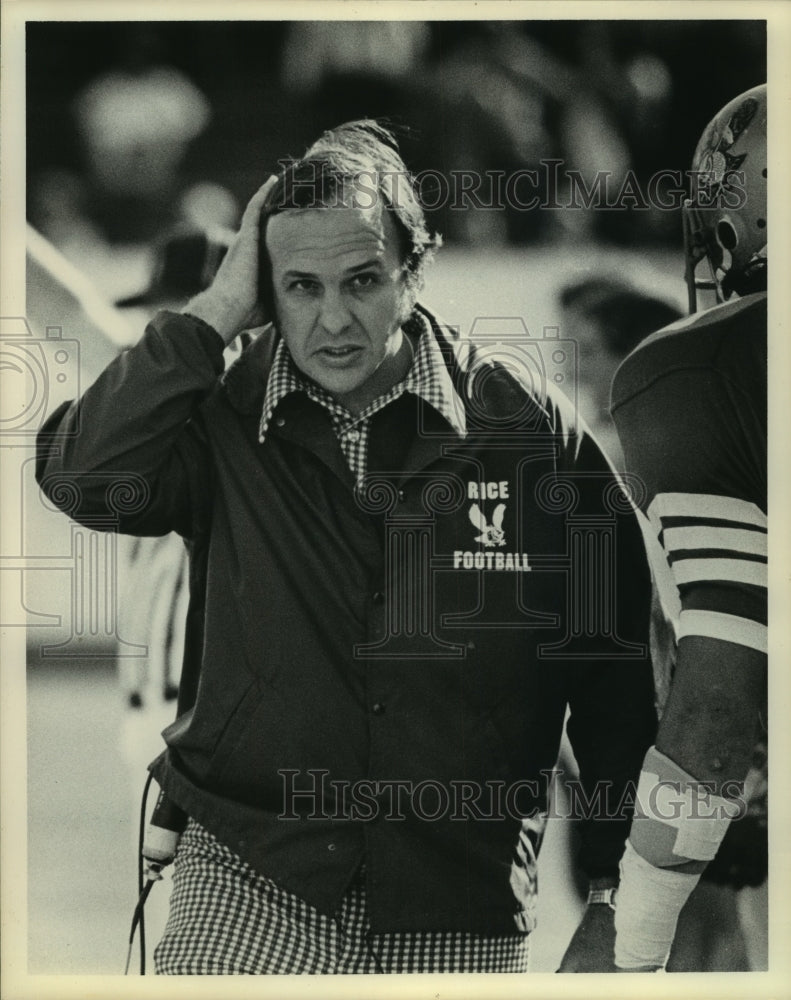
635;764;738;862
614;841;700;969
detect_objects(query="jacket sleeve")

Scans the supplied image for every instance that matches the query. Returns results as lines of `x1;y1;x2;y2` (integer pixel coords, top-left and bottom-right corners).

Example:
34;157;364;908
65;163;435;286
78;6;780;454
550;394;658;881
35;310;226;539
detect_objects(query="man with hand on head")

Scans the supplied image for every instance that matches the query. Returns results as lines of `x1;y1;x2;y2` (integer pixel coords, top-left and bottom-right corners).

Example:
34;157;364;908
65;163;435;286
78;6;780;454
610;85;768;972
37;121;656;974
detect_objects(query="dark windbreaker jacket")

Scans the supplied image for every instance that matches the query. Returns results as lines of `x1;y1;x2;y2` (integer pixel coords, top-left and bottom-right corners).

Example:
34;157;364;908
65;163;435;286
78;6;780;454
36;306;657;934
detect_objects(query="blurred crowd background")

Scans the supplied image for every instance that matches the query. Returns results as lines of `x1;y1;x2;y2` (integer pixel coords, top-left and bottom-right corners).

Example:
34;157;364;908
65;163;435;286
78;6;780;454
28;20;765;255
24;19;767;456
20;17;767;976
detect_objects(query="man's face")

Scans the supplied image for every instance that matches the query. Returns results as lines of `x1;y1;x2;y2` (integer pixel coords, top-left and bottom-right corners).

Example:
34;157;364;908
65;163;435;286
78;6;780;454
265;204;414;413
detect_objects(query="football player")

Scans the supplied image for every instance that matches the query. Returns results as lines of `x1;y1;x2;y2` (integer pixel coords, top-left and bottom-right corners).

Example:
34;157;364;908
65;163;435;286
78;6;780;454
609;84;767;971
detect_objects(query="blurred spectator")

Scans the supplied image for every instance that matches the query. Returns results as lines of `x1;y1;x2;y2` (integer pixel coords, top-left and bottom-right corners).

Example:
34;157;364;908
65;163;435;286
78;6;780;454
558;277;682;469
27;166;157;312
113;225;236;336
279;21;432;188
423;22;664;246
25;20;765;253
281;21;430;97
178;181;240;232
427;23;569;245
28;174;240;324
558;274;681;780
71;27;210;242
27;168;103;263
559;22;675;243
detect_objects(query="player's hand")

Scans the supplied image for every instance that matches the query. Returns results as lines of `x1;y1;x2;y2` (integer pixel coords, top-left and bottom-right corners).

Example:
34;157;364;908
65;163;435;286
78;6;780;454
185;175;278;344
556;904;617;973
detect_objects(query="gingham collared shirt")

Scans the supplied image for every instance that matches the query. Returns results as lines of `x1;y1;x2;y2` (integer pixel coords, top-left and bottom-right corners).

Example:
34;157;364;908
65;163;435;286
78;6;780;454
258;313;466;482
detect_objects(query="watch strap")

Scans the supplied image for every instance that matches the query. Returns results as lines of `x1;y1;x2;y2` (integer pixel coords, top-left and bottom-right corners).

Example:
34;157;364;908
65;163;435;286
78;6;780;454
587;887;617;910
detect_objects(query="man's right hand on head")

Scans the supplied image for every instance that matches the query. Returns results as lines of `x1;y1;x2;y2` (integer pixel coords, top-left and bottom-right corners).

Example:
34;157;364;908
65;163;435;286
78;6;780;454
185;175;278;345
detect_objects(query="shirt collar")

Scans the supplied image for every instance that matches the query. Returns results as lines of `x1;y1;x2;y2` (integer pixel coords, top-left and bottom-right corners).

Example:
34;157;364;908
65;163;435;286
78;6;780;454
259;311;467;442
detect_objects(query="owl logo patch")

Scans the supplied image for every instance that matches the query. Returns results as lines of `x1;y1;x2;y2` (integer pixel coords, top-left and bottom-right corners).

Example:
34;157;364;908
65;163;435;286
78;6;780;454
469;502;506;547
454;481;530;571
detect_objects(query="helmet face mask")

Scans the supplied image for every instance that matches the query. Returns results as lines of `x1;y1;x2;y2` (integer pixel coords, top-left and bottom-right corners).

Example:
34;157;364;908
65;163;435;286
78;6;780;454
683;84;767;313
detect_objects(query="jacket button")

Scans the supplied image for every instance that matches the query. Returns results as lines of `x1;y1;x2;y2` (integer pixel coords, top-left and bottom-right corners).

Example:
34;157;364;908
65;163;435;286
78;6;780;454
327;843;336;852
275;416;286;428
372;702;385;715
397;489;406;502
372;591;385;605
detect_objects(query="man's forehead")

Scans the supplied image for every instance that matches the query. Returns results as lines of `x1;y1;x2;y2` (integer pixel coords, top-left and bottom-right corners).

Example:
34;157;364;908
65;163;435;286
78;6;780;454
265;205;399;268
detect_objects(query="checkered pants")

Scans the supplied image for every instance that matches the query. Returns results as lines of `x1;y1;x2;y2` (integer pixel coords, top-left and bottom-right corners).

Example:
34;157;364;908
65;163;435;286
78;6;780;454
154;820;530;974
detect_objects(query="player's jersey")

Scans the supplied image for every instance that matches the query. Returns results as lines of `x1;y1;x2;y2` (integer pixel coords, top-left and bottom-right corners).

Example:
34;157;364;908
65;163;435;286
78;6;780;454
610;291;767;685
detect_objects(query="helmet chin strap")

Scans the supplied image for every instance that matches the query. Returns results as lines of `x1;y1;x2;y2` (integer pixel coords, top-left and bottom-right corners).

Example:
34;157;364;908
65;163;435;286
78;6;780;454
711;252;731;302
682;201;721;313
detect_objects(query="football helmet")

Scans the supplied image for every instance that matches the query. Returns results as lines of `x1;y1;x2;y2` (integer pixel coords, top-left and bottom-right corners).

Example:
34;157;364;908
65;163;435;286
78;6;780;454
683;84;766;312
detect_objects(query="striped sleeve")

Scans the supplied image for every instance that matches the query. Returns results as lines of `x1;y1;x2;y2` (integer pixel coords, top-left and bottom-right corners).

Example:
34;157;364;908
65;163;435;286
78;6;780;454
646;492;767;653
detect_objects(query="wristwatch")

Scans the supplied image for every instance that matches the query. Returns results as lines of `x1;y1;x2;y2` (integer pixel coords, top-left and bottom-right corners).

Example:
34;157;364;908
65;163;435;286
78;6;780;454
586;887;617;910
